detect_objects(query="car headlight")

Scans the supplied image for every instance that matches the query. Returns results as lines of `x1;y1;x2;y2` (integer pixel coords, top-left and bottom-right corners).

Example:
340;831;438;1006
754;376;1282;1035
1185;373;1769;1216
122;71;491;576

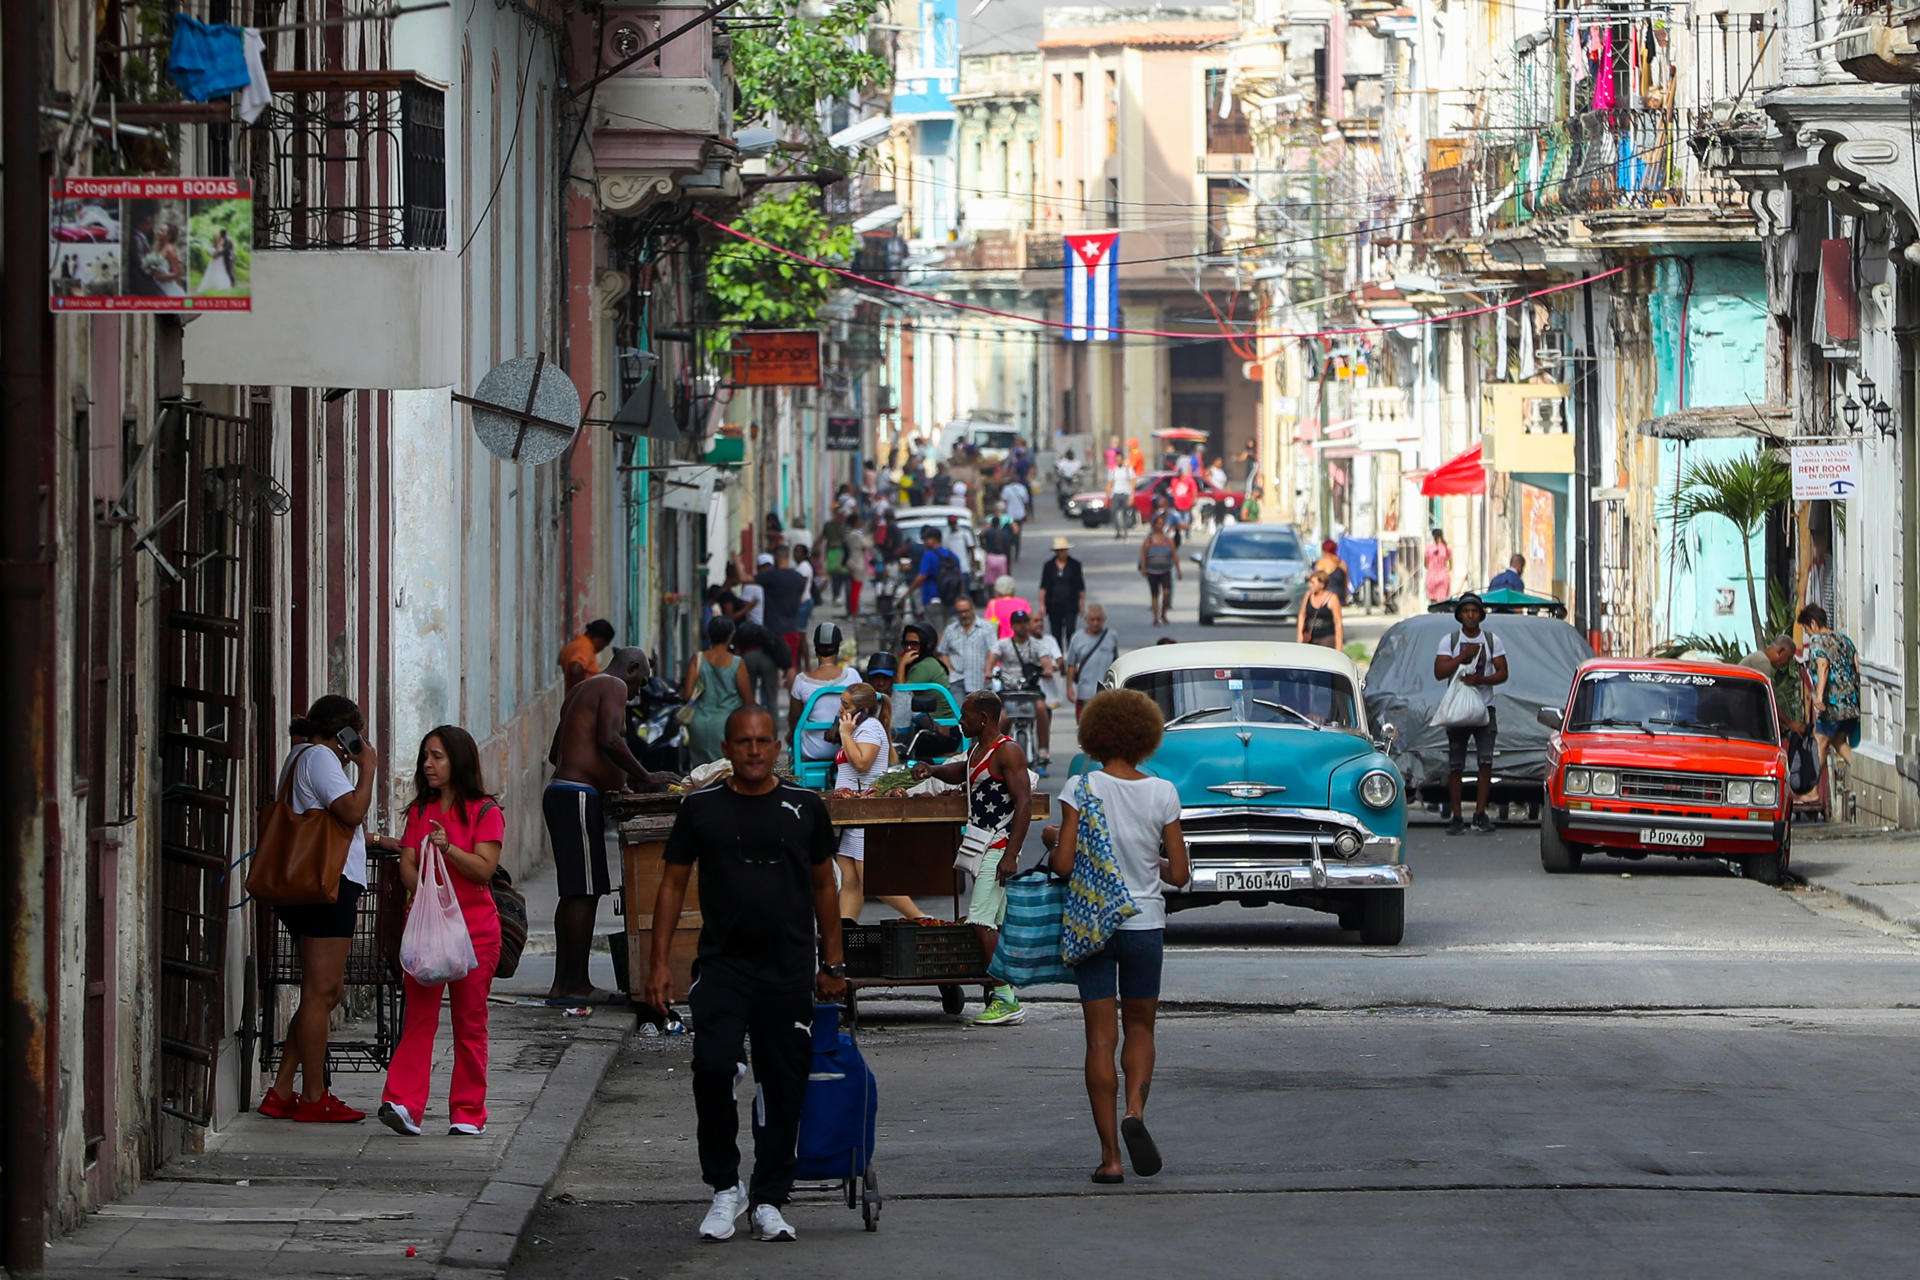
1589;770;1618;797
1725;780;1752;806
1753;780;1780;807
1359;769;1397;809
1564;767;1590;795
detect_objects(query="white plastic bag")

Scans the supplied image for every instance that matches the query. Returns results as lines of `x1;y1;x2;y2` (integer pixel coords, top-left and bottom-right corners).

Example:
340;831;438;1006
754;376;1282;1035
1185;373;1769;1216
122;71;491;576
399;841;477;985
1431;670;1490;730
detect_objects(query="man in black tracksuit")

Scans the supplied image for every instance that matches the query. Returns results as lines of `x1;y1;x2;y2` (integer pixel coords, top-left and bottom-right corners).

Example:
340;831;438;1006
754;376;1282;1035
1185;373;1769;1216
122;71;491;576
647;706;847;1244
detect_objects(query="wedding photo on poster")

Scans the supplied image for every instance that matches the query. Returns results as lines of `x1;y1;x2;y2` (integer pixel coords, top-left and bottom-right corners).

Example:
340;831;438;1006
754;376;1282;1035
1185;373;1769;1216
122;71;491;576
50;177;252;312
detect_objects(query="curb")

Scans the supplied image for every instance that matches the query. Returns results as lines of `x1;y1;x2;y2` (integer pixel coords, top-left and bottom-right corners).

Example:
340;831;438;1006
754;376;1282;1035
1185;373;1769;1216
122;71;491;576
1797;871;1920;934
437;1017;632;1275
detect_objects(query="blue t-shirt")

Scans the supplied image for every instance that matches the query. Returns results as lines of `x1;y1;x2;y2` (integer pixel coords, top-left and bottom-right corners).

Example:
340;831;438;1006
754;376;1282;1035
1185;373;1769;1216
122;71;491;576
1487;568;1525;592
917;547;951;603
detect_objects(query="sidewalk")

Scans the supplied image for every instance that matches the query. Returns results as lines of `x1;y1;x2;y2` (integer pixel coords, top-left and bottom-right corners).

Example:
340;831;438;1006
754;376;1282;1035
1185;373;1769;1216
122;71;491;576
49;996;629;1279
1793;824;1920;933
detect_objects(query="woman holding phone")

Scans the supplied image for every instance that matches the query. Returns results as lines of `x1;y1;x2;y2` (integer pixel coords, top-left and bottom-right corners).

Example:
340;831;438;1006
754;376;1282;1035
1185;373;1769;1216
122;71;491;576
258;695;378;1123
374;725;505;1137
828;684;925;921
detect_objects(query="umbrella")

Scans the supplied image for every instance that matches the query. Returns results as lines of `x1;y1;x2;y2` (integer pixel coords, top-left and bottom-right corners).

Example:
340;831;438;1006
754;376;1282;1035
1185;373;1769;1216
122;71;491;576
1419;442;1485;496
1152;427;1210;443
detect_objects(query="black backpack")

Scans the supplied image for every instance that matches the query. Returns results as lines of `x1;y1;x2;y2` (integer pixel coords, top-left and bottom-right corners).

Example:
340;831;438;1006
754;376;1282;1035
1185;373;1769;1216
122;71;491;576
935;549;966;605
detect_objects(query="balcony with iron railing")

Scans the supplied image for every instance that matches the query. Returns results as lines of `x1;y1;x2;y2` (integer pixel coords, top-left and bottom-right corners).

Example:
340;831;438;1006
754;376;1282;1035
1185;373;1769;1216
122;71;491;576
252;70;447;250
1461;15;1766;244
182;69;458;390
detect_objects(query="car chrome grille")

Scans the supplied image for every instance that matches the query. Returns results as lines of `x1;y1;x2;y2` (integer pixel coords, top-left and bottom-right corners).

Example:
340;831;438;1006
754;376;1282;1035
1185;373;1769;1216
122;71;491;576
1179;810;1339;850
1619;770;1725;803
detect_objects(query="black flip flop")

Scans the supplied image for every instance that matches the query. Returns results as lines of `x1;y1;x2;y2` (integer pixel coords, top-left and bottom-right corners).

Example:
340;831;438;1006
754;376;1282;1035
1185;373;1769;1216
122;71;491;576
1121;1116;1162;1178
1090;1170;1124;1185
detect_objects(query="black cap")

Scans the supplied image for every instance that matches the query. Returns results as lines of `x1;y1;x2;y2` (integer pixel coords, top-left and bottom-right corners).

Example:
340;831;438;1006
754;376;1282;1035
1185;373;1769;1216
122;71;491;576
1009;610;1030;624
865;651;899;679
1453;592;1485;621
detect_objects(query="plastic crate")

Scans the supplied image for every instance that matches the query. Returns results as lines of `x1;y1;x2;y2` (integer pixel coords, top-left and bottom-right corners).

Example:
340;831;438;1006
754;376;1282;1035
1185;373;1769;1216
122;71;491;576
843;923;889;978
883;921;985;978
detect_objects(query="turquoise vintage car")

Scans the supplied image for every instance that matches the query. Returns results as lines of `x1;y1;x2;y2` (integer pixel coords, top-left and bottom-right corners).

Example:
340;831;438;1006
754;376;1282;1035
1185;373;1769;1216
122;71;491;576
1076;640;1409;944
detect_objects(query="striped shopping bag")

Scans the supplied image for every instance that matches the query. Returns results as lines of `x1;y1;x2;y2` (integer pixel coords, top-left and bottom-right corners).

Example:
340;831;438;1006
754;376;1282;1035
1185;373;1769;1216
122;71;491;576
986;869;1075;987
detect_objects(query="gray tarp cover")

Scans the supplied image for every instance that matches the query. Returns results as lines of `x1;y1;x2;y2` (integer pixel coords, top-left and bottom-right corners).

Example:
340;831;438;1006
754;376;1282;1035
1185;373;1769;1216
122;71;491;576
1362;613;1594;794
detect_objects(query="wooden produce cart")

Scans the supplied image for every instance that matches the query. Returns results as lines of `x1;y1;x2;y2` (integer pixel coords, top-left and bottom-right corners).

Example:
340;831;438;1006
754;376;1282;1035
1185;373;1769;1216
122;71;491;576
827;789;1051;1023
612;794;696;1009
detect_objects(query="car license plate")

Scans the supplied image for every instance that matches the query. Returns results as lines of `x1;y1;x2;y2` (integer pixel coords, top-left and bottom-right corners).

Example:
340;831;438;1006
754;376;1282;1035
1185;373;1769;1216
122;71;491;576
1215;869;1296;892
1638;828;1707;848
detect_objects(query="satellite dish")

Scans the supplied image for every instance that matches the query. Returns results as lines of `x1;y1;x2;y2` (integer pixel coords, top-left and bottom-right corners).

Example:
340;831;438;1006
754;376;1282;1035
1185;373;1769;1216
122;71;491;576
456;353;582;465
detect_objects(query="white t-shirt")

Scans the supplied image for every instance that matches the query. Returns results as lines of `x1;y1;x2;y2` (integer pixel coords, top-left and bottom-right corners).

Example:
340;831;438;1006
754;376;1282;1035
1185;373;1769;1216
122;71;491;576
1002;482;1031;523
1064;771;1181;931
796;560;815;591
791;667;856;759
992;635;1054;688
279;744;368;888
738;582;766;626
833;715;893;860
1436;627;1508;707
1109;464;1134;496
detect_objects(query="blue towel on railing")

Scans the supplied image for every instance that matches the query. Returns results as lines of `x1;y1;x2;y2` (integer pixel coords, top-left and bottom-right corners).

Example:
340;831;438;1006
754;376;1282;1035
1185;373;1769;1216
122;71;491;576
1338;536;1380;589
169;14;253;102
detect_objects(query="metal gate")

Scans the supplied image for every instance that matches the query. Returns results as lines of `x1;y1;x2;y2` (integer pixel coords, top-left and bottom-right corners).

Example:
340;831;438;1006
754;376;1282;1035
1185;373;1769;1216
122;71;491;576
1593;493;1633;656
150;397;273;1125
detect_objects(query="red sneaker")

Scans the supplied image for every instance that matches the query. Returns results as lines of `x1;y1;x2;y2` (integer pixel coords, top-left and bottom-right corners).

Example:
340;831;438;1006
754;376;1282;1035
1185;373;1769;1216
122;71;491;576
293;1092;367;1124
257;1088;298;1120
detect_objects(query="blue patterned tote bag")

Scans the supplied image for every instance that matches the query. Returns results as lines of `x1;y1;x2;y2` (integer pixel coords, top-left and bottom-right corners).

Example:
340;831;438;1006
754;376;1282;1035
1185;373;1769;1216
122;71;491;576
985;869;1074;987
1060;774;1139;966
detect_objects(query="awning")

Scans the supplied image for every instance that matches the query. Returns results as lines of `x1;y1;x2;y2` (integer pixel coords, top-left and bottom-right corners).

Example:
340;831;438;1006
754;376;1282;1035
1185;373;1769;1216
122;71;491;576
1420;442;1485;496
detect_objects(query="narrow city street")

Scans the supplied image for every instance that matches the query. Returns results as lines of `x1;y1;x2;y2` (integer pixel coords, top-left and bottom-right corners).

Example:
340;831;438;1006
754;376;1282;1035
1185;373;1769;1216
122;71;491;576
510;505;1920;1279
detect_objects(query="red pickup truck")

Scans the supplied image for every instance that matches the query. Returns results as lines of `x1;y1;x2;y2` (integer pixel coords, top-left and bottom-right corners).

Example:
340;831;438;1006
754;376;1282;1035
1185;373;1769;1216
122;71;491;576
1538;658;1791;883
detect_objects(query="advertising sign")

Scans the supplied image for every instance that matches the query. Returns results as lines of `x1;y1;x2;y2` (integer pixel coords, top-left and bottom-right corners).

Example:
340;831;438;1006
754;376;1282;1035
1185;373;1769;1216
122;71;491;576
731;330;821;387
825;416;861;451
1518;482;1557;593
50;177;253;313
1791;444;1861;500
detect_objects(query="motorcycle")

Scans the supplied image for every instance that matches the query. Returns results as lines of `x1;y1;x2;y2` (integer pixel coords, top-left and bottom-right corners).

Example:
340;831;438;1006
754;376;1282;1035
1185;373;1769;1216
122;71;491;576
989;671;1045;772
1052;455;1085;513
874;555;919;637
627;674;688;775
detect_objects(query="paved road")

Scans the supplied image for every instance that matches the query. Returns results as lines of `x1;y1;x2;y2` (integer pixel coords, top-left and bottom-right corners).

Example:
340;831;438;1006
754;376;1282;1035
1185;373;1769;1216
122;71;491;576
509;503;1920;1278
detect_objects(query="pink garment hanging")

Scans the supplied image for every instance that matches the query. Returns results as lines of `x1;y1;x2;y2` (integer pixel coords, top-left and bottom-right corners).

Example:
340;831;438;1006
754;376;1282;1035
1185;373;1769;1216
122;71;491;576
1592;29;1616;111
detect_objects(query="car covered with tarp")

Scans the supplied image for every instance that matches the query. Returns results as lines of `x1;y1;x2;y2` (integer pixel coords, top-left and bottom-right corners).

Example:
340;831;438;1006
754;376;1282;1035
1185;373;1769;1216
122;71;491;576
1363;610;1594;814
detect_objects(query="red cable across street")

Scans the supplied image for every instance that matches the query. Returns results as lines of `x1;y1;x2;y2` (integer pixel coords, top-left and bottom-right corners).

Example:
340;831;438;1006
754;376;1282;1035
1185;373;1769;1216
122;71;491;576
692;211;1625;343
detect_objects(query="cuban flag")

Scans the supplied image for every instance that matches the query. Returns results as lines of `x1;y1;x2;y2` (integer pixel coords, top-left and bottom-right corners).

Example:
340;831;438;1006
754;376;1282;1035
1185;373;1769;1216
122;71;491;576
1063;231;1119;341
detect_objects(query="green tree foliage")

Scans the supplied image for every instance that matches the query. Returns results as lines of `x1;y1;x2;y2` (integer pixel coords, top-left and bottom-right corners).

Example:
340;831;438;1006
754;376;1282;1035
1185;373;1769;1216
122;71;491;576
1660;450;1793;652
704;188;854;352
730;0;891;152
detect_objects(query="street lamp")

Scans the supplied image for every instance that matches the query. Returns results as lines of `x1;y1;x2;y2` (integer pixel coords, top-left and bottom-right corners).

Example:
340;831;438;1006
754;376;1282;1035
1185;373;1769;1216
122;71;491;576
1841;395;1861;432
1872;394;1895;438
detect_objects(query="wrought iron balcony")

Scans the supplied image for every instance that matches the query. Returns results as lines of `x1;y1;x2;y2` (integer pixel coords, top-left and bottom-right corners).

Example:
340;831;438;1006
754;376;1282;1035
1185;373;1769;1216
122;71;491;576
251;70;448;250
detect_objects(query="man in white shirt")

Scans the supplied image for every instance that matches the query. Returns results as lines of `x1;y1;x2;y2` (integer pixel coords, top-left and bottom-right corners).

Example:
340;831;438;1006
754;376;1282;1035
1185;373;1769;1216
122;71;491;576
986;610;1058;763
940;596;998;697
1432;593;1509;835
739;555;769;626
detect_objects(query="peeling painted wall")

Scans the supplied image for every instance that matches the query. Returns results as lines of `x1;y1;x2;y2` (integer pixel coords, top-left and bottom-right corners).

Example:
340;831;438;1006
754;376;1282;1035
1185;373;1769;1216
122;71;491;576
1649;254;1769;648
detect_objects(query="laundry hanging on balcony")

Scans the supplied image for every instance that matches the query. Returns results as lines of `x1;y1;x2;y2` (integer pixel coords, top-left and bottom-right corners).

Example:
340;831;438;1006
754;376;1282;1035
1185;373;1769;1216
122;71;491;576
1419;443;1486;497
167;14;273;123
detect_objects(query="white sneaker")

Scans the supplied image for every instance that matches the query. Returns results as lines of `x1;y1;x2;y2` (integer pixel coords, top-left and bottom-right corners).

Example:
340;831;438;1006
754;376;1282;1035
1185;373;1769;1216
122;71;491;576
376;1101;420;1137
752;1204;797;1242
699;1182;749;1242
447;1122;486;1136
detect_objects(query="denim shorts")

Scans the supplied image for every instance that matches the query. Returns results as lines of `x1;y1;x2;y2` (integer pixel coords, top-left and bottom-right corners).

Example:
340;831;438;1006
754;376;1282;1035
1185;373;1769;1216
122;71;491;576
1446;706;1497;771
1072;928;1165;1002
1817;716;1862;748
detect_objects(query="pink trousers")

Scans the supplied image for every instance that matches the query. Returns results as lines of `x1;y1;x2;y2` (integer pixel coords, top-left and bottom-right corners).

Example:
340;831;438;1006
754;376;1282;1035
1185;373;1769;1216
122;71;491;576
382;918;500;1128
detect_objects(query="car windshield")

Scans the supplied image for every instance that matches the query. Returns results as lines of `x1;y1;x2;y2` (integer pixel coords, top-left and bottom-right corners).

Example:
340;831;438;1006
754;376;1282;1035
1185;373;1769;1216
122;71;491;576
1211;530;1303;561
1569;670;1775;743
974;429;1020;451
1125;666;1358;729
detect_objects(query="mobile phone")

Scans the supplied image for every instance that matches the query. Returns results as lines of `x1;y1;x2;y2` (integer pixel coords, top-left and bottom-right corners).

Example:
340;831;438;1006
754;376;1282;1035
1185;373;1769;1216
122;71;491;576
336;726;365;757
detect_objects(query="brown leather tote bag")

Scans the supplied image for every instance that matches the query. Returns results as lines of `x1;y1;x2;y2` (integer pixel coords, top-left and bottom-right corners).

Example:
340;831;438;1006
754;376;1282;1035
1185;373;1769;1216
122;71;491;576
246;745;354;906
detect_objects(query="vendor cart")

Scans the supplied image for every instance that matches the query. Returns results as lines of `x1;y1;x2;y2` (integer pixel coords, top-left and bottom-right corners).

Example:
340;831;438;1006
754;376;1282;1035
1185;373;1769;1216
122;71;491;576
827;789;1050;1025
613;788;1050;1023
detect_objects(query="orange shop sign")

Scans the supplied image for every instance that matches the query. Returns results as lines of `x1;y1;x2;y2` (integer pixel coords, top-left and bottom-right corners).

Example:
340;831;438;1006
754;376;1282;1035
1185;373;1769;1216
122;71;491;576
731;330;822;387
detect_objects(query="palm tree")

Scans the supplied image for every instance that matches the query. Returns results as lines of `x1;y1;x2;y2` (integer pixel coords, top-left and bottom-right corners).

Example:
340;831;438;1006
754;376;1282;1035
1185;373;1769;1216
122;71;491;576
1660;450;1792;653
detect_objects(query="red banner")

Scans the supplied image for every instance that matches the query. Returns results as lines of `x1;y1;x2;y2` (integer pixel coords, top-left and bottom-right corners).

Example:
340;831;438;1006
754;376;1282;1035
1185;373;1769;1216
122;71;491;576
730;330;821;387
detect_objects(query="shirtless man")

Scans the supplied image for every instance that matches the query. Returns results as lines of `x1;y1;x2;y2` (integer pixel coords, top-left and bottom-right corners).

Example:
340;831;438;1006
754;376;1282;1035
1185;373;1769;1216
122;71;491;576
543;647;676;1002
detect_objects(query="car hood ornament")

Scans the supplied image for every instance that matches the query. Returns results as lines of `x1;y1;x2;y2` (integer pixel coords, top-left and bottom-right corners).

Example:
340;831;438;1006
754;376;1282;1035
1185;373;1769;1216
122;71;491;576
1208;782;1287;800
